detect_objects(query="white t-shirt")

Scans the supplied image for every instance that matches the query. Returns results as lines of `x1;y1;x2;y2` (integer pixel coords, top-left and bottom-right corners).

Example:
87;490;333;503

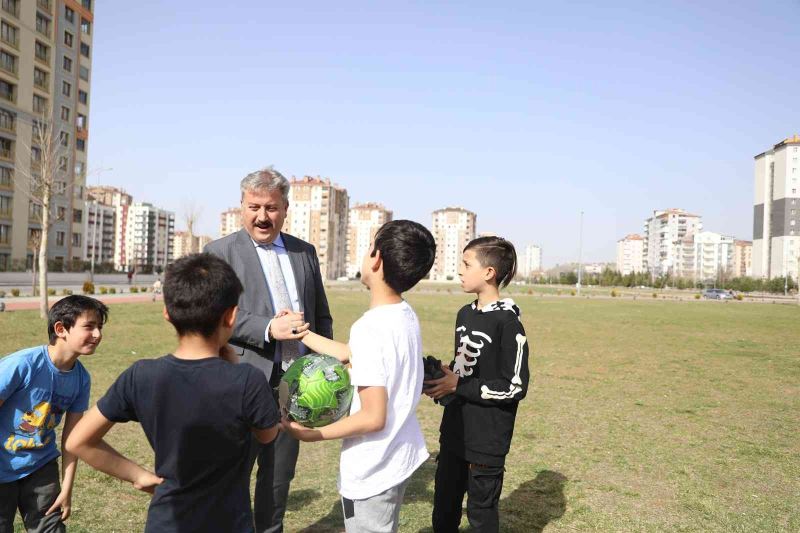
339;301;429;500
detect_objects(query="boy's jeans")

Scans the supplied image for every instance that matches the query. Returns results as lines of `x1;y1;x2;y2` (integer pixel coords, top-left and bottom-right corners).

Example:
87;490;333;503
432;450;505;533
341;478;410;533
0;459;65;533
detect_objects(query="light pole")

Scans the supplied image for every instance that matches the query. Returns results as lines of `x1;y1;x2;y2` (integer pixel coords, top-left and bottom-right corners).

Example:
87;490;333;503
577;210;584;296
86;167;112;283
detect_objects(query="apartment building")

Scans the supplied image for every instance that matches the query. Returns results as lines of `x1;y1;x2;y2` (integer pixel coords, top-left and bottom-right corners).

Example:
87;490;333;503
675;230;735;282
173;230;211;259
120;202;174;272
0;0;95;270
643;208;702;276
521;244;542;277
733;240;752;278
220;206;239;237
752;135;800;280
284;175;349;280
431;206;476;281
345;202;392;279
616;234;644;275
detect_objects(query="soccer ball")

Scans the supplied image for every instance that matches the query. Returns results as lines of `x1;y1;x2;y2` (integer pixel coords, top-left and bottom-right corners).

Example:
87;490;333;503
279;354;353;428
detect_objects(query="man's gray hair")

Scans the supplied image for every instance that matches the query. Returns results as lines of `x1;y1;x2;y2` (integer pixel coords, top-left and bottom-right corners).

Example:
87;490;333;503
240;167;290;204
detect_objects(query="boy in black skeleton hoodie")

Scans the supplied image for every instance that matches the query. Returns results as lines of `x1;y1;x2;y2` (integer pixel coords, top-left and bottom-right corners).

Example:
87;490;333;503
425;236;530;533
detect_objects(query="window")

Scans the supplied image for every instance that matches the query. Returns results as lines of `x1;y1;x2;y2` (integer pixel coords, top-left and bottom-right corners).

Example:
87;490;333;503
35;13;50;37
792;220;796;227
58;155;67;170
1;0;19;18
30;146;41;163
32;94;47;113
0;109;14;131
59;131;68;146
80;42;90;58
56;206;65;220
80;18;91;35
0;137;13;159
0;224;9;244
72;233;81;247
29;202;42;220
0;167;11;187
60;105;70;121
64;31;73;47
76;113;86;129
76;138;85;152
65;6;74;23
74;161;84;176
78;90;87;104
0;80;14;102
62;80;71;97
33;68;48;89
0;50;16;74
34;40;49;62
73;209;82;223
81;0;91;11
1;21;18;47
0;195;10;213
56;231;65;247
79;65;89;81
63;56;72;72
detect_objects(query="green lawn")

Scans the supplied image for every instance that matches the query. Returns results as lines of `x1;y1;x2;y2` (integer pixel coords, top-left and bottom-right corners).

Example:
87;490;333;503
2;290;799;532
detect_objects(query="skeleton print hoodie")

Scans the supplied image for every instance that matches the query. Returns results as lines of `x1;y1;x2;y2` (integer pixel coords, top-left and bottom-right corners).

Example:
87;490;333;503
438;298;530;466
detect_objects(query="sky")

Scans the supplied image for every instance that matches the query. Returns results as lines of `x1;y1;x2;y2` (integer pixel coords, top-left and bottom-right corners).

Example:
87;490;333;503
87;0;800;266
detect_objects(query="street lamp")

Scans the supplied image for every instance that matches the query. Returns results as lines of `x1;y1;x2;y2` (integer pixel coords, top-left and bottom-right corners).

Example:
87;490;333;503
86;167;112;282
577;210;584;296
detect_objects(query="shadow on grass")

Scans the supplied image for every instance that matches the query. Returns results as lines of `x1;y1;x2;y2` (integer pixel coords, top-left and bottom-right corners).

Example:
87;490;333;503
296;457;437;532
500;470;567;532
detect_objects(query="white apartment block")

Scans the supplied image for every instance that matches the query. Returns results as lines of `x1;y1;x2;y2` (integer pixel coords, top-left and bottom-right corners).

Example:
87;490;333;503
120;202;174;272
345;202;392;279
616;234;644;275
521;244;542;277
87;186;133;271
733;240;752;278
173;231;212;260
643;208;702;276
220;207;239;237
83;200;114;266
431;207;476;281
675;231;735;282
752;135;800;280
285;176;349;280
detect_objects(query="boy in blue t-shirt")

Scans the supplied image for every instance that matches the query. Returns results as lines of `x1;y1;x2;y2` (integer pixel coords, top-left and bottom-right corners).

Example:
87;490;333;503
0;295;109;532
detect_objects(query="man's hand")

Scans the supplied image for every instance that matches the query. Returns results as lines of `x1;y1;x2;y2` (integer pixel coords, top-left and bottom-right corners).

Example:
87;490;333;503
281;418;322;442
132;471;164;494
45;488;72;521
424;363;459;400
270;310;310;341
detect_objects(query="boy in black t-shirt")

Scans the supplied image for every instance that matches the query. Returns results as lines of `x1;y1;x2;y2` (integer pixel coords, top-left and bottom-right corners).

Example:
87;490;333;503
65;254;280;533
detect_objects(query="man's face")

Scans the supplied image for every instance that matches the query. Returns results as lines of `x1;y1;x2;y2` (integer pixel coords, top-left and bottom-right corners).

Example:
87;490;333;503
59;311;103;355
241;188;288;245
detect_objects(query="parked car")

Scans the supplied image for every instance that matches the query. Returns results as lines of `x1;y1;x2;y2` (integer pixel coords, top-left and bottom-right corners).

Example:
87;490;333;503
702;288;734;300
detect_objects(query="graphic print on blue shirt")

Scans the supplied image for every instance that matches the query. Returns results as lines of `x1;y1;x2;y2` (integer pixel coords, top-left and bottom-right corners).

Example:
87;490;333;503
0;345;90;482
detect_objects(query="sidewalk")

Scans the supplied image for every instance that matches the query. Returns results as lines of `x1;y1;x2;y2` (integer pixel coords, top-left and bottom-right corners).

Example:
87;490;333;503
1;292;161;311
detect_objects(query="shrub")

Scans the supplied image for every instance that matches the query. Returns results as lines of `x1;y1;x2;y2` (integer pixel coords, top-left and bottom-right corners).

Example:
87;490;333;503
0;290;5;298
61;289;73;296
611;289;618;297
130;287;139;293
47;288;56;296
99;286;108;295
109;288;116;294
652;293;658;298
735;294;743;301
83;281;95;295
694;293;701;300
570;290;576;296
10;288;19;297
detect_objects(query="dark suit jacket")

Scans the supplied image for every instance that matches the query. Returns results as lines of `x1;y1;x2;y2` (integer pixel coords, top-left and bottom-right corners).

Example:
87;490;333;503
204;229;333;379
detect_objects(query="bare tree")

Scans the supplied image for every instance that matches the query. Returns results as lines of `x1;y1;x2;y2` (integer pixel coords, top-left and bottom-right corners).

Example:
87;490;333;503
16;109;71;318
182;200;202;252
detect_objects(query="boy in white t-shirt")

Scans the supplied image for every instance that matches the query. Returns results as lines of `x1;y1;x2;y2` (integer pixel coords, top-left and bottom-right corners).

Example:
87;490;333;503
283;220;436;533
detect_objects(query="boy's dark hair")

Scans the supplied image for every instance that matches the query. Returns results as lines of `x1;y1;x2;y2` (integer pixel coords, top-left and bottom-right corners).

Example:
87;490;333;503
48;295;109;344
464;236;518;288
371;220;436;294
163;253;243;338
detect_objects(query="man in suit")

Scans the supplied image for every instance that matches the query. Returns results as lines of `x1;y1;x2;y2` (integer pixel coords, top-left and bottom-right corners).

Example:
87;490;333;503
205;167;333;533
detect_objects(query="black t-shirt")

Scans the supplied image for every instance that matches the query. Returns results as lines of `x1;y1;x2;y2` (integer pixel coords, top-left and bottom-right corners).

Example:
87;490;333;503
97;355;278;533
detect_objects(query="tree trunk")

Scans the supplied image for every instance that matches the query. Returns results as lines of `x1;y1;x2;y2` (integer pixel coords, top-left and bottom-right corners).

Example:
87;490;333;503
31;247;37;296
38;194;50;319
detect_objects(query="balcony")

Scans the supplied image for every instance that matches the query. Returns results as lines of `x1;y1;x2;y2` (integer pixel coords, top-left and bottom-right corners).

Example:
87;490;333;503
37;0;52;13
0;114;14;134
1;1;19;18
0;208;11;219
0;148;12;162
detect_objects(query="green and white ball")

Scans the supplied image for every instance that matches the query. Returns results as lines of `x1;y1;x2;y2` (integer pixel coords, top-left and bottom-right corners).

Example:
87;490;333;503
279;354;353;428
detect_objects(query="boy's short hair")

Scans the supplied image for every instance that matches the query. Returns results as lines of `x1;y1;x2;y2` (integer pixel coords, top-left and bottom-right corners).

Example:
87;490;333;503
371;220;436;294
164;253;244;338
48;295;109;344
464;236;518;288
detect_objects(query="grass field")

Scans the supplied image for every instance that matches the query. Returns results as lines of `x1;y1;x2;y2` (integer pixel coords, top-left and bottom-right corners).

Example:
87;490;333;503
2;290;799;532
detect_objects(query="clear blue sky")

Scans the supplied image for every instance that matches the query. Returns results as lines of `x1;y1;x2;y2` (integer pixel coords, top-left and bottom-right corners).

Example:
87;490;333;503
88;0;800;266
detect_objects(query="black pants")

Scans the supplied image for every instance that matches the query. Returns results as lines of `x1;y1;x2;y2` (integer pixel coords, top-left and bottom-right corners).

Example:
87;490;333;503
0;460;65;533
247;365;301;533
432;450;504;533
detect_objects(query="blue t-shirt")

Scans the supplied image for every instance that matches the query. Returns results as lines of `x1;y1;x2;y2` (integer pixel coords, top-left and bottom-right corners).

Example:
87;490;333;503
0;345;91;482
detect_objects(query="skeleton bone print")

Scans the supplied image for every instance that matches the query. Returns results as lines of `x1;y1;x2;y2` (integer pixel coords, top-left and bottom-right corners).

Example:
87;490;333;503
453;326;492;377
